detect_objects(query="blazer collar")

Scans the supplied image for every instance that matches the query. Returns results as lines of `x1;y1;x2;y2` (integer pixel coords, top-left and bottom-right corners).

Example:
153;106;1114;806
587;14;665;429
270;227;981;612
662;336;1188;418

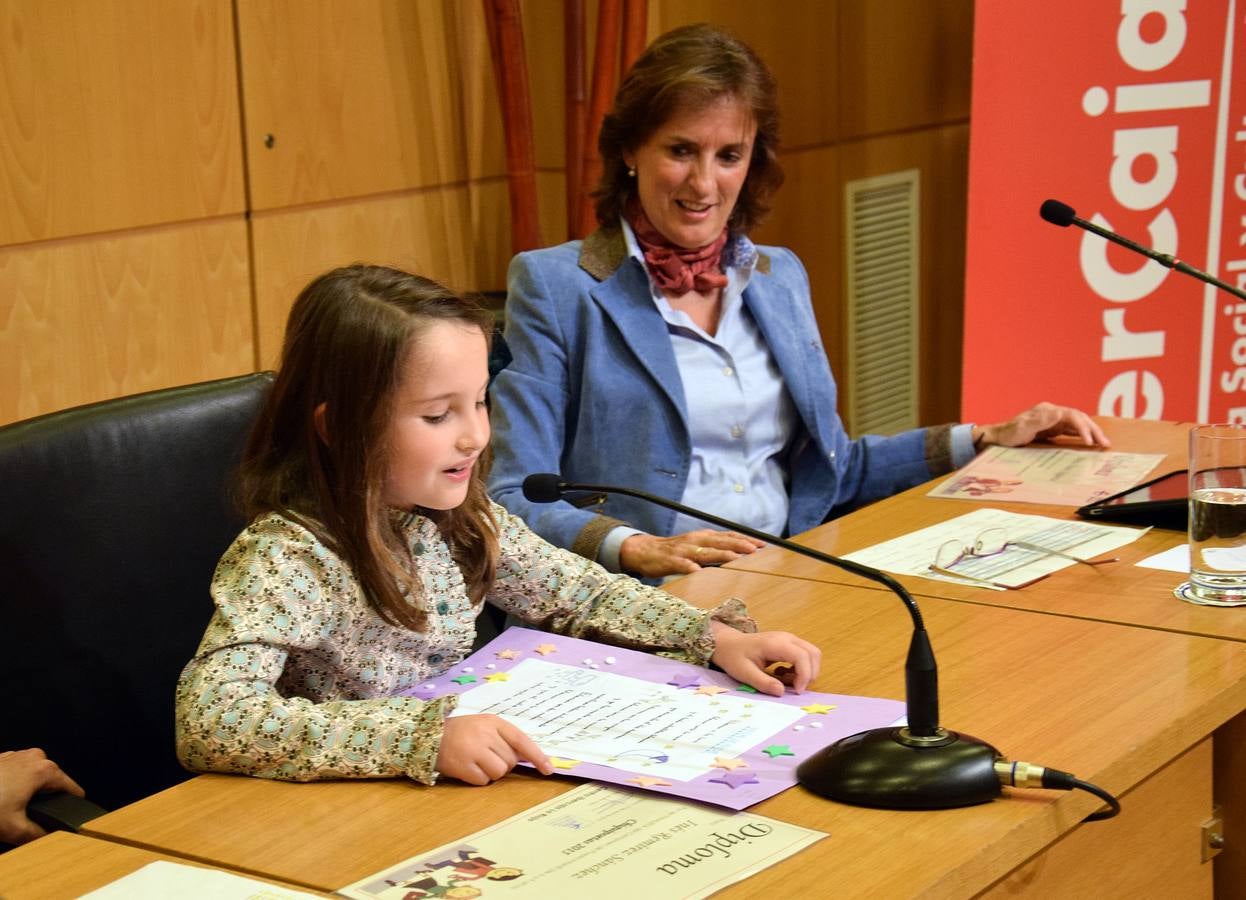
578;226;771;282
577;226;797;436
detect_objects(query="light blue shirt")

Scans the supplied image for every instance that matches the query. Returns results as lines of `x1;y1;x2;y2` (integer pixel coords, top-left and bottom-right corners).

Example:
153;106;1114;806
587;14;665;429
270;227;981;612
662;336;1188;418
599;222;796;567
598;221;978;571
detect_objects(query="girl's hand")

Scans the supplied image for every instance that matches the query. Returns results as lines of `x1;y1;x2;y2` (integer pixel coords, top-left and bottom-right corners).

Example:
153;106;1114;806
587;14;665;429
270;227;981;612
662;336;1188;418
708;624;822;696
436;714;553;785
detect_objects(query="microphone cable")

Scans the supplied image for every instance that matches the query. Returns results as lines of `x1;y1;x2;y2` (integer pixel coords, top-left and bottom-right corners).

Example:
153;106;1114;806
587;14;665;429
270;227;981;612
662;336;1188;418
995;760;1121;822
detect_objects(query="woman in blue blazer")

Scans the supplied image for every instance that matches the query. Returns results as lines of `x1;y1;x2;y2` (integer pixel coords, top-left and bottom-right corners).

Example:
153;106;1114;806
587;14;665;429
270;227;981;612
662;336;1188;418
488;24;1107;579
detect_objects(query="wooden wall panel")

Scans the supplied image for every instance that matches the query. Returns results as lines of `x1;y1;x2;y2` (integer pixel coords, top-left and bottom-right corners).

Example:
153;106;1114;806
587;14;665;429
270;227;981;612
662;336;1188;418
648;0;840;149
0;218;253;425
237;0;508;211
250;182;517;367
839;124;970;425
752;146;844;383
837;0;973;139
0;0;244;246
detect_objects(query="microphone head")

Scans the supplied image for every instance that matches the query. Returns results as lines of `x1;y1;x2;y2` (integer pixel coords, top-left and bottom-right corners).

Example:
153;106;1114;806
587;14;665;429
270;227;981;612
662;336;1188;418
522;473;565;503
1040;199;1076;227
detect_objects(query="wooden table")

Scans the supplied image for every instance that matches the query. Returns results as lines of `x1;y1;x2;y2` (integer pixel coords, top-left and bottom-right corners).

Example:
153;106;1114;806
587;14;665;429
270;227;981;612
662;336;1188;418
80;567;1245;898
0;831;329;898
725;417;1236;640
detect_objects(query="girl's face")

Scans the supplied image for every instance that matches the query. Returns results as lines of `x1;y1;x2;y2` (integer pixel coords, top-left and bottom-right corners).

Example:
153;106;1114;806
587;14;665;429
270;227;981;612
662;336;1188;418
382;321;490;511
623;95;756;249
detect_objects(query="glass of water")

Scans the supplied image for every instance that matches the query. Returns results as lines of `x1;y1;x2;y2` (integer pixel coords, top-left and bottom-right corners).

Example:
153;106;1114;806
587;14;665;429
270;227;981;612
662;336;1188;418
1183;424;1246;605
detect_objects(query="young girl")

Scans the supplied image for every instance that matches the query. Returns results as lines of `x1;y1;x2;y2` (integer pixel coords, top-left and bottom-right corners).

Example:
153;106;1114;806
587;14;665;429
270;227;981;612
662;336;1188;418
175;264;820;787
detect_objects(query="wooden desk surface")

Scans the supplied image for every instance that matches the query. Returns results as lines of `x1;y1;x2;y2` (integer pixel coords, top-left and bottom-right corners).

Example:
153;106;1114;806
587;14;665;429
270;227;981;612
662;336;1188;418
82;567;1246;898
727;417;1246;640
0;831;329;899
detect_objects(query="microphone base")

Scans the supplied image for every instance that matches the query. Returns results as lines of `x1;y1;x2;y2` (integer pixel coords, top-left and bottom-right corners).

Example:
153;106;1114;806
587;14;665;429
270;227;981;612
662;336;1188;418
796;726;1002;809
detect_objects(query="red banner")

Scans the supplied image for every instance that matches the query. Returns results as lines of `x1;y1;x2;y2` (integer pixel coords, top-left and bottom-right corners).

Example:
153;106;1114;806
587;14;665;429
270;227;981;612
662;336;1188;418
963;0;1245;423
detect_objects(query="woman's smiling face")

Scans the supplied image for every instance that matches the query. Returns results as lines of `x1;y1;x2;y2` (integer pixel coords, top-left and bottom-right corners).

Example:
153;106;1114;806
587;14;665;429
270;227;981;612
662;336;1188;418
624;95;756;249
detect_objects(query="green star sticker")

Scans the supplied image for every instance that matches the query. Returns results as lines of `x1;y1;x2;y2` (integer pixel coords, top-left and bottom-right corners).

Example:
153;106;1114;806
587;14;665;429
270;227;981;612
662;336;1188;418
736;683;759;693
451;674;477;685
762;744;795;759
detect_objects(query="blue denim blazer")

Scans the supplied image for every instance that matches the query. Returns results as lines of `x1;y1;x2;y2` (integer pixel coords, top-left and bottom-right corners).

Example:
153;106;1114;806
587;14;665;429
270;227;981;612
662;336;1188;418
487;227;947;560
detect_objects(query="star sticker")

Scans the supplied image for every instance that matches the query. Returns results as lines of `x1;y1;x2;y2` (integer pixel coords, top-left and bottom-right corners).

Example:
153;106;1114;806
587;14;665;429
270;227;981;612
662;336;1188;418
483;672;510;683
762;744;795;759
801;703;836;715
495;648;520;659
534;643;558;656
694;684;729;696
451;674;477;685
736;683;758;693
628;775;672;787
667;673;702;689
549;757;581;770
711;756;748;771
708;770;760;789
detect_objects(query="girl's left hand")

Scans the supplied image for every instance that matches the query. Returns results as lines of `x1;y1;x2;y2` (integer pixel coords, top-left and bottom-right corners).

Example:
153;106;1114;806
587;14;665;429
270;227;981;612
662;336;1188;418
709;624;821;696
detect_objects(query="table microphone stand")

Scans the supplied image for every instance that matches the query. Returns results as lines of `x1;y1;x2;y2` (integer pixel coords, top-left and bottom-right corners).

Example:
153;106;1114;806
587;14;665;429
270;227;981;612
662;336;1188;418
522;473;1003;809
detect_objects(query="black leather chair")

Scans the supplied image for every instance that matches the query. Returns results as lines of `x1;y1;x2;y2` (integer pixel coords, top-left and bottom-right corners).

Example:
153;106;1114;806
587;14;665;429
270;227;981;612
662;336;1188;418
0;373;273;815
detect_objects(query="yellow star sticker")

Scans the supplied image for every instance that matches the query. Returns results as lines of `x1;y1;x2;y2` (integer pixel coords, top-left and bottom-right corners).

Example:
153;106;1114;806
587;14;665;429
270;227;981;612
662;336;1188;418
549;757;581;770
801;703;837;715
711;756;748;771
483;672;510;683
628;775;672;787
534;643;558;656
495;648;520;659
694;684;729;696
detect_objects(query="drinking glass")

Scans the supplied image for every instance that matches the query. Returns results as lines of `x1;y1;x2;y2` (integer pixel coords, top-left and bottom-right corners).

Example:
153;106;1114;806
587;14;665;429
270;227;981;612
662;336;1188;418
1183;425;1246;605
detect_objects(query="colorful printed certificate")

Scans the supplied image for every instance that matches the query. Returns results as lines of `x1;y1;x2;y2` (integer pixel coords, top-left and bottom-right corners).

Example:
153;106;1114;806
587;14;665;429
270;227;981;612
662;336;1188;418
928;446;1163;506
340;782;827;900
402;626;904;810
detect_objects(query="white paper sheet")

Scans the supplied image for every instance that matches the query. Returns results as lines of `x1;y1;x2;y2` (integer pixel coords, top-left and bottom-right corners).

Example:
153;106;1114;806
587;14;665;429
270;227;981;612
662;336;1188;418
449;658;804;781
843;508;1149;589
1135;544;1189;573
81;861;320;899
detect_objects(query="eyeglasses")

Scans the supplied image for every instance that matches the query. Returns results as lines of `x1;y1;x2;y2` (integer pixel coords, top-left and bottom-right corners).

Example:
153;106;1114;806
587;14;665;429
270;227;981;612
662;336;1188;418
931;527;1117;589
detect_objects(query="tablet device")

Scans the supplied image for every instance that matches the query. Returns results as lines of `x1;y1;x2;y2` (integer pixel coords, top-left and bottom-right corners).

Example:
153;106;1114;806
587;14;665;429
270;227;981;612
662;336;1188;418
1075;469;1187;531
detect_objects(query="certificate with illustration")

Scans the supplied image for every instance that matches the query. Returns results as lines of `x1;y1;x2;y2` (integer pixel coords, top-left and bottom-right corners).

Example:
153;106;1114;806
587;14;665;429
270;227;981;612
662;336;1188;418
340;782;826;900
928;445;1163;506
402;626;903;810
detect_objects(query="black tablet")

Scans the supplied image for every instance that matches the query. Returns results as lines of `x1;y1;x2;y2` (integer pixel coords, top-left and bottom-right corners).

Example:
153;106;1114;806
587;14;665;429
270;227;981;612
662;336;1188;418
1075;469;1187;531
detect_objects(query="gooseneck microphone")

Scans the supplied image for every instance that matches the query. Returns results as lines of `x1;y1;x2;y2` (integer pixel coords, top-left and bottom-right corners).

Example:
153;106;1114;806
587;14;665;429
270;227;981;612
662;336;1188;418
521;473;1004;809
1040;198;1246;301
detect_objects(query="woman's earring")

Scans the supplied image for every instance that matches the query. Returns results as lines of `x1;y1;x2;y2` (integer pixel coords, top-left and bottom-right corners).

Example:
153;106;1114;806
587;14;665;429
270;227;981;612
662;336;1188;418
627;166;636;178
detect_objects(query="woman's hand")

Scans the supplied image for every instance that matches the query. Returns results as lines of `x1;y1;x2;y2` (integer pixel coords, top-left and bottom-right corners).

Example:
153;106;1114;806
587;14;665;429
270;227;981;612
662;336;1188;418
436;715;554;785
708;623;822;697
973;402;1110;450
620;529;765;578
0;748;84;846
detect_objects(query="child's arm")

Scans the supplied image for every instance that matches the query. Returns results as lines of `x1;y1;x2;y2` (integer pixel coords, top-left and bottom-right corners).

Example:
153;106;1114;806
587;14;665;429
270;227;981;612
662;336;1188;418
488;506;821;689
176;517;453;784
176;635;453;783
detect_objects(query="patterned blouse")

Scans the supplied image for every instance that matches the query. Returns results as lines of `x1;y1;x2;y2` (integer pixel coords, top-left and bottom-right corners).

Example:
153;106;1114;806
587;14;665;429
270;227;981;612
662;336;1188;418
175;503;754;785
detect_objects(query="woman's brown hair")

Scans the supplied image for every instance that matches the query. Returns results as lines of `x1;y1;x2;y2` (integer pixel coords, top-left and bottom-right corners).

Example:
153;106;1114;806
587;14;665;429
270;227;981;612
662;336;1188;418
237;264;499;631
594;23;784;234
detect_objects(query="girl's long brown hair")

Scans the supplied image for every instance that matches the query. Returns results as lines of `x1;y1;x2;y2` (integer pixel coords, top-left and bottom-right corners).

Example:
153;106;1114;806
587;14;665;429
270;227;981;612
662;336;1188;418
237;264;499;631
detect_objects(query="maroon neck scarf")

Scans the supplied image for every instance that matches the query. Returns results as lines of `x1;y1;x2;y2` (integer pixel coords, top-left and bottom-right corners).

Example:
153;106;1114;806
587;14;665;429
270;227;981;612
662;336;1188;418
625;204;729;296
